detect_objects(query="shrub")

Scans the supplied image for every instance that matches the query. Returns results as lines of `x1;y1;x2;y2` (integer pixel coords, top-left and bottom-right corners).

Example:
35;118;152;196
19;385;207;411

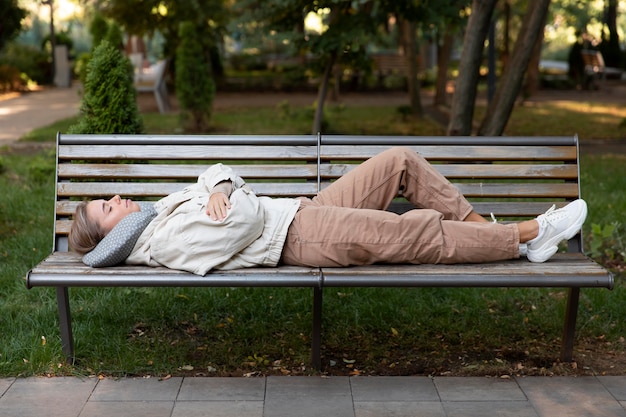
175;21;215;132
68;41;144;134
0;42;50;85
0;64;25;92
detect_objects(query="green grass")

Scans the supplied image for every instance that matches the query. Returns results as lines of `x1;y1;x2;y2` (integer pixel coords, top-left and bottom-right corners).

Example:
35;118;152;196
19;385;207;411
1;97;624;378
474;100;626;140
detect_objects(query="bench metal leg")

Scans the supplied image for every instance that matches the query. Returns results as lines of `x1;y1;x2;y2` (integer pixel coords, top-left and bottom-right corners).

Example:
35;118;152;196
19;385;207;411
56;287;75;364
311;286;323;371
560;287;580;362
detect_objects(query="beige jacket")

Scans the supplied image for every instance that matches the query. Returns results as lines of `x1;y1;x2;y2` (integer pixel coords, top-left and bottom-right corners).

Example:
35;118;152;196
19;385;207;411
126;164;300;275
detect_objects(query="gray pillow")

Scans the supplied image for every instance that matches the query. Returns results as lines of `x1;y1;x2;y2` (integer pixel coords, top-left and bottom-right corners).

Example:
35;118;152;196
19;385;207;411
82;202;157;267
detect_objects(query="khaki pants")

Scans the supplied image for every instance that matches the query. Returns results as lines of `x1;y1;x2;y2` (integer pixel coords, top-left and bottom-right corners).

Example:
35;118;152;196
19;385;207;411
281;147;519;267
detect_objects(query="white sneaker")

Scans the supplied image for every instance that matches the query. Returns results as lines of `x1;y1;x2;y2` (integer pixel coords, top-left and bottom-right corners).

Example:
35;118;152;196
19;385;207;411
526;199;588;263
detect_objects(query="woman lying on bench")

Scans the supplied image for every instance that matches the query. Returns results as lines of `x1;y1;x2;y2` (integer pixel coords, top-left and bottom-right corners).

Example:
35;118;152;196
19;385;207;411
68;147;587;275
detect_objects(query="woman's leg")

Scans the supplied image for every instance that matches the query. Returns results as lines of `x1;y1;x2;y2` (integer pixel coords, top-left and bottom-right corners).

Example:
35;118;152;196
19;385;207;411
281;202;519;267
313;146;474;221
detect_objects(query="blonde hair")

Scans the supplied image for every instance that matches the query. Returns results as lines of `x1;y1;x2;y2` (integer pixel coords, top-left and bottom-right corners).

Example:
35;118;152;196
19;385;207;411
68;201;106;255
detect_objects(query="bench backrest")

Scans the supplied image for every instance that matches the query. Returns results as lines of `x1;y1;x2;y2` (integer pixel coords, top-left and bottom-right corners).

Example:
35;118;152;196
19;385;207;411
54;134;582;253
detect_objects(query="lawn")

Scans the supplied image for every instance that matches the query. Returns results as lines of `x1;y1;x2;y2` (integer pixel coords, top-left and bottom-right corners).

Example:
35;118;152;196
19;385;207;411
0;95;624;378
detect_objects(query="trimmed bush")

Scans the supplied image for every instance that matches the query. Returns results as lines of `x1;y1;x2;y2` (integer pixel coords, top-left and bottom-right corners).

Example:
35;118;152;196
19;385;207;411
69;41;144;134
175;21;215;132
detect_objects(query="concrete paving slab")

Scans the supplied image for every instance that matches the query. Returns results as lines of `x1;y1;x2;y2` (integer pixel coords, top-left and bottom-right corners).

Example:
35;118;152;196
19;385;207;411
517;376;626;417
79;400;174;417
434;376;527;401
0;377;96;417
178;377;266;401
354;401;445;417
264;376;354;417
442;401;539;417
172;400;264;417
90;376;182;401
599;376;626;400
0;379;13;397
350;376;439;402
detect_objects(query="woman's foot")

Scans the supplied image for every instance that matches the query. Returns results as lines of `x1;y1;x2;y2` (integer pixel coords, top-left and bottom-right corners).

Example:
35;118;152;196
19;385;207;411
526;199;588;263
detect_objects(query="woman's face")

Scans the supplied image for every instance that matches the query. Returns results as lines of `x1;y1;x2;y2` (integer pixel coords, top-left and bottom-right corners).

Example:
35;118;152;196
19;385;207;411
86;195;141;234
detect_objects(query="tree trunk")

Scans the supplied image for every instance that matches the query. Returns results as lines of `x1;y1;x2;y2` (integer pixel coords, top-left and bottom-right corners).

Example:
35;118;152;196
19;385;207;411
605;0;620;67
522;19;546;101
478;0;551;136
502;0;511;69
312;51;337;134
447;0;498;136
402;20;423;117
434;27;454;107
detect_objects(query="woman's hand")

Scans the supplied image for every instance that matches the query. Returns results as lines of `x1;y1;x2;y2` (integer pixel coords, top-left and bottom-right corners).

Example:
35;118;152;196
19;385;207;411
207;192;231;221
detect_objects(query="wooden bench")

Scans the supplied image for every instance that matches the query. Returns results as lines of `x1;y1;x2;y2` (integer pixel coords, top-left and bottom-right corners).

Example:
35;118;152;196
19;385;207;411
26;134;613;370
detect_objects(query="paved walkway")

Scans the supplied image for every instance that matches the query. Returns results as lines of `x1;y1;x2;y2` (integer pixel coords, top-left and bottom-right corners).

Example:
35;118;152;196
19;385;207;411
1;375;626;417
0;85;81;145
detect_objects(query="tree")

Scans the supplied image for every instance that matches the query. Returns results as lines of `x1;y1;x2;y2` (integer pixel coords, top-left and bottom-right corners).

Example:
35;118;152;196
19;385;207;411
69;41;144;134
0;0;27;52
447;0;498;136
601;0;621;68
478;0;551;136
430;1;470;107
176;21;215;133
97;0;228;77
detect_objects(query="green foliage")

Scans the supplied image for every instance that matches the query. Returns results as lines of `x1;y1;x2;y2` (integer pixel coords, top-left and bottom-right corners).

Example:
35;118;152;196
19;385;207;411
89;13;109;50
101;0;228;71
588;223;625;264
0;42;50;85
68;41;144;134
74;52;91;85
0;0;27;52
0;64;24;92
175;21;215;132
105;23;124;50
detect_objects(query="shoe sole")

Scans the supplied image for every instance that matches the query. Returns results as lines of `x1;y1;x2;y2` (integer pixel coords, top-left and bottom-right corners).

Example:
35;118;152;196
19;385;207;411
527;201;587;263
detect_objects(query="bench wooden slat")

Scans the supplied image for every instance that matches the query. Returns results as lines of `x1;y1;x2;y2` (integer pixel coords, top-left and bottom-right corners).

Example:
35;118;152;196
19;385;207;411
57;181;578;200
322;164;579;180
27;252;611;289
54;201;575;233
57;182;321;198
321;254;612;288
59;163;578;181
27;253;321;288
388;201;575;219
58;145;319;161
320;145;577;161
58;164;319;180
